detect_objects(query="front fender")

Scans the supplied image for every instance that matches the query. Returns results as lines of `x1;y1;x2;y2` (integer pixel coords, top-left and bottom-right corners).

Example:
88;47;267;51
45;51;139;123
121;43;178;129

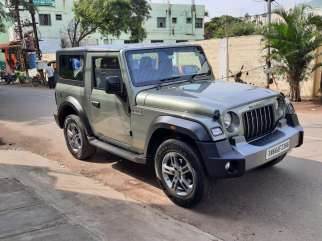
144;116;212;154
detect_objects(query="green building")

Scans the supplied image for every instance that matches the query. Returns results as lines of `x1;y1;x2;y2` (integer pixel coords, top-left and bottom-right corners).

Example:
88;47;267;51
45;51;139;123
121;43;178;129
0;0;206;54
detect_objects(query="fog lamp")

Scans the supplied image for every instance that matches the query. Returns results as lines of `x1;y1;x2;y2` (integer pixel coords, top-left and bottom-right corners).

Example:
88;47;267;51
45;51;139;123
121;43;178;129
225;161;231;171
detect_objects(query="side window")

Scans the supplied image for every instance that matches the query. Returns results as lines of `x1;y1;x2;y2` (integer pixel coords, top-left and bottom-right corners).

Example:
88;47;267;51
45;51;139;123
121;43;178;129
59;55;84;81
93;56;121;90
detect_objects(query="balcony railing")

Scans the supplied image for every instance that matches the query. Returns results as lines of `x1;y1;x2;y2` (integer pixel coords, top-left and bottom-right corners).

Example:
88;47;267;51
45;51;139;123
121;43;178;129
32;0;55;7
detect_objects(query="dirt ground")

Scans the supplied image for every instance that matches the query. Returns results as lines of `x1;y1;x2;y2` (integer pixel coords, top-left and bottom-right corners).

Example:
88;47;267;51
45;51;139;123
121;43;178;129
293;101;322;113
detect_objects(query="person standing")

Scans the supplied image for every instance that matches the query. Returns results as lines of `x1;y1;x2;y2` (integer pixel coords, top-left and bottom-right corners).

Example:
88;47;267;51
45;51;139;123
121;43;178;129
46;63;55;89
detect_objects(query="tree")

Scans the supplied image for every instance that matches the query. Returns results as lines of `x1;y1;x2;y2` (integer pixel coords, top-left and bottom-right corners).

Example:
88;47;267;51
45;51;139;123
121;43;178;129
6;0;38;74
7;0;36;39
205;15;259;39
68;0;150;47
263;5;322;102
0;1;7;32
65;18;97;47
128;0;151;43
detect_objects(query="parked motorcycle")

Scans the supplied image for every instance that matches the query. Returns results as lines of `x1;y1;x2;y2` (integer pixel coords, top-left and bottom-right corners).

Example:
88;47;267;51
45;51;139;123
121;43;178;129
0;68;17;84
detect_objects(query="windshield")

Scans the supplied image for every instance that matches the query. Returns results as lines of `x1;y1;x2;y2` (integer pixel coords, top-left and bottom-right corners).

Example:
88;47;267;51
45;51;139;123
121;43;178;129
125;46;211;87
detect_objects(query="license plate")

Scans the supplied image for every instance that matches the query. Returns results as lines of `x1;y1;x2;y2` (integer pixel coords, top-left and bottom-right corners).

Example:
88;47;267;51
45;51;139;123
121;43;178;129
266;140;290;160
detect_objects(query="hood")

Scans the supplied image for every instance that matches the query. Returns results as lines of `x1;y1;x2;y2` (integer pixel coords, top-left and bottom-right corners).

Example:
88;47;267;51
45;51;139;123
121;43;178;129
136;80;279;117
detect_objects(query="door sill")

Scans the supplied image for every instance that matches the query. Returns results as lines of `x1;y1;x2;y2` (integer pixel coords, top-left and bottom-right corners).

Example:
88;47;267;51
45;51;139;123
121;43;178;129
89;138;146;164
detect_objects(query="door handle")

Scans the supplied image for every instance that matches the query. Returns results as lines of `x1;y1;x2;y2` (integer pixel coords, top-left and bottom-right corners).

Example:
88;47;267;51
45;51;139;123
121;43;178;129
91;100;101;108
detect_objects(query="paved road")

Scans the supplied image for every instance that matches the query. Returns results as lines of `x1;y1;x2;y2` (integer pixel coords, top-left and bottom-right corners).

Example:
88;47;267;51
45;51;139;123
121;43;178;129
0;150;216;241
1;85;322;241
0;85;56;123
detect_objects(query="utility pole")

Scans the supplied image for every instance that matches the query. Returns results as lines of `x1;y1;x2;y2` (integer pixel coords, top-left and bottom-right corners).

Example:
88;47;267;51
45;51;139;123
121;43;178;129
28;0;41;60
10;0;28;76
225;15;229;81
191;0;196;36
265;0;274;88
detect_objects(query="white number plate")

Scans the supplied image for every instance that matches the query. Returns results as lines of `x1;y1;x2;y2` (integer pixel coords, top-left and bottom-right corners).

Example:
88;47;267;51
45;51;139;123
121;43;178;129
266;140;290;160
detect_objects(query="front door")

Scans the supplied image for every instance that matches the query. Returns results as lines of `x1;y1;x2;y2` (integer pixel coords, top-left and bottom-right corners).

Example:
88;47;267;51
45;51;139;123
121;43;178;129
88;54;131;146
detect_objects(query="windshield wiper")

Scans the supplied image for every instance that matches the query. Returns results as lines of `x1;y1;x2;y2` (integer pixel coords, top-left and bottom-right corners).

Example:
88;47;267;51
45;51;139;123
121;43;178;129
159;76;183;82
155;76;183;90
189;71;212;82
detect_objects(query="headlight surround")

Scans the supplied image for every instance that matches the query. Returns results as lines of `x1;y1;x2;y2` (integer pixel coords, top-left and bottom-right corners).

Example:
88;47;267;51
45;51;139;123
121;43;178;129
285;98;295;114
276;97;286;119
223;112;232;129
223;111;240;133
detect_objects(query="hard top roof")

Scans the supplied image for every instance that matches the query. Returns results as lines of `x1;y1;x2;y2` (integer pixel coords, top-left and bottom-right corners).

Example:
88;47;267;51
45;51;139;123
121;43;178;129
56;42;201;53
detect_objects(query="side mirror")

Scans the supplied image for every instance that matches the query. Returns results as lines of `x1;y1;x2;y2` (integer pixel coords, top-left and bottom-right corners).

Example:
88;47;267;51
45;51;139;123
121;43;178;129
105;76;121;94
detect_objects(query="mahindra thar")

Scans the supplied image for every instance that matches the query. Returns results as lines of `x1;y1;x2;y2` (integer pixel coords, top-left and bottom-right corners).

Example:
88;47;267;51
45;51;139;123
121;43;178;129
54;43;303;207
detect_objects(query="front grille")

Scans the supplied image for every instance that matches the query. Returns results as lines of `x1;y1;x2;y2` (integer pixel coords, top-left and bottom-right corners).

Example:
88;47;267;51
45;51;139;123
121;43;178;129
242;104;276;141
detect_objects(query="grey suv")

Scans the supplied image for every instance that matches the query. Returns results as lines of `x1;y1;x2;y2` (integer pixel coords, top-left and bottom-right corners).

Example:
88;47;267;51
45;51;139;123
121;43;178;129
54;43;303;207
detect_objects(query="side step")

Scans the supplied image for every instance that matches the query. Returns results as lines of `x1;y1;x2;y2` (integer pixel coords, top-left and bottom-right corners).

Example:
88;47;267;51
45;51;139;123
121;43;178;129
89;138;146;164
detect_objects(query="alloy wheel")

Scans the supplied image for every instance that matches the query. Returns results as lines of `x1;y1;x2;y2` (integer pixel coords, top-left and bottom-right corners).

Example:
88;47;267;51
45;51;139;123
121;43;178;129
66;122;82;153
161;152;196;197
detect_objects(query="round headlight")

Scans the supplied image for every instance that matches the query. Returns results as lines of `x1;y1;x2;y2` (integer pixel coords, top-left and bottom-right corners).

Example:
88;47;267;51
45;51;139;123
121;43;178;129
222;112;240;133
223;112;232;129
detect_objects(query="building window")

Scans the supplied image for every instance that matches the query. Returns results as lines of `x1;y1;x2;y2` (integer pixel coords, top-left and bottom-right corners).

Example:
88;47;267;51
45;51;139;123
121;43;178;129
186;17;192;24
124;40;139;44
157;17;166;28
151;40;164;43
195;18;203;28
39;14;51;26
172;17;177;24
56;14;62;21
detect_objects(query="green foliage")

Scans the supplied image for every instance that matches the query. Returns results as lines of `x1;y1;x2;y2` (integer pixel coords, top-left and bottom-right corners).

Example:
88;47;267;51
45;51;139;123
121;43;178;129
205;15;260;39
5;1;38;33
72;0;150;46
263;5;322;101
0;1;8;33
128;0;151;43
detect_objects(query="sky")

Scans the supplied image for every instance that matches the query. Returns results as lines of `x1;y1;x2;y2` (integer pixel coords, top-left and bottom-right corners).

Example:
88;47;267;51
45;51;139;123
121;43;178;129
150;0;311;18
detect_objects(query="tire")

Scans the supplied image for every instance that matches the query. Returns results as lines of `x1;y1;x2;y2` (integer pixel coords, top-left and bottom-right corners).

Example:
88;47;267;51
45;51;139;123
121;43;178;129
63;114;96;160
260;153;287;168
31;80;40;87
155;139;209;208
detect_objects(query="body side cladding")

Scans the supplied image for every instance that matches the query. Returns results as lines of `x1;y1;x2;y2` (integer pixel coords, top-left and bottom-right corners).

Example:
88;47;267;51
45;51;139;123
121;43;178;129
57;96;94;136
144;115;212;157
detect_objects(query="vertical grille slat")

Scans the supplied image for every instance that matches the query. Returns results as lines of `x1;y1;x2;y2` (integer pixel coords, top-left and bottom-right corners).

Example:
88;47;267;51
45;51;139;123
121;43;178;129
242;104;276;142
246;112;251;140
243;112;249;140
259;108;264;134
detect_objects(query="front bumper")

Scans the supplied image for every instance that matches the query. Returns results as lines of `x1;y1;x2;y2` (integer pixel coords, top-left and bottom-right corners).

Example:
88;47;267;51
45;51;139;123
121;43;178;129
197;116;304;179
54;112;60;127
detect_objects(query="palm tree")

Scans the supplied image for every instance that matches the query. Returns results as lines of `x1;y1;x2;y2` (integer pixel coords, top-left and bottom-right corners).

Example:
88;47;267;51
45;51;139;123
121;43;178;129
263;5;322;102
